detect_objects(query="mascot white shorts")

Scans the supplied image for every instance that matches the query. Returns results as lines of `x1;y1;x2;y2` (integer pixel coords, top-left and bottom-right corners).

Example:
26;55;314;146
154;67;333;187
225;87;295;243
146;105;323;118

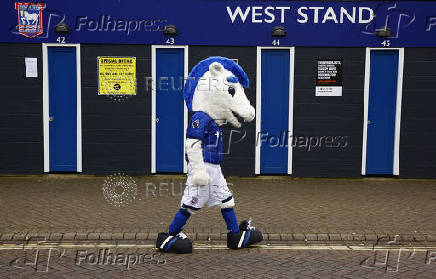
181;162;233;210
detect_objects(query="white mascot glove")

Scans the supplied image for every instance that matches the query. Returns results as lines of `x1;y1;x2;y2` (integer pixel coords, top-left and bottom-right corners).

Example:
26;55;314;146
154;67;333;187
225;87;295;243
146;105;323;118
192;169;209;186
186;138;209;186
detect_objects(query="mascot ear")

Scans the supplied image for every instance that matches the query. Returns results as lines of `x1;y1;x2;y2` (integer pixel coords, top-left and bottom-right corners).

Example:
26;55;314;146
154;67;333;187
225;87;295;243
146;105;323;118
209;62;224;76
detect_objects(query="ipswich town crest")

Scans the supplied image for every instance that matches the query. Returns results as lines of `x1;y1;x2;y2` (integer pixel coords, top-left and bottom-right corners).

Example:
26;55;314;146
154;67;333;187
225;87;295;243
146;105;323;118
15;2;45;38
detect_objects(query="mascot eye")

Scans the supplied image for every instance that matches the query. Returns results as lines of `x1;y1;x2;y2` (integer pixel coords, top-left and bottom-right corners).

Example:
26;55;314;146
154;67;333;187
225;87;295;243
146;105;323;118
228;86;236;97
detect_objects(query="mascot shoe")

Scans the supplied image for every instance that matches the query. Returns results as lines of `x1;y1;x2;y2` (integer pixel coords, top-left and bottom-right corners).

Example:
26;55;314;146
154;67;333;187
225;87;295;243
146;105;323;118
156;232;192;254
227;218;263;249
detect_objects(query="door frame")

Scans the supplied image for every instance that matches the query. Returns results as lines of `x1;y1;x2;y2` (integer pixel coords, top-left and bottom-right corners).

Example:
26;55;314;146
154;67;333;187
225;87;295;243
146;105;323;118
361;47;404;176
42;43;82;173
255;47;295;175
151;45;188;174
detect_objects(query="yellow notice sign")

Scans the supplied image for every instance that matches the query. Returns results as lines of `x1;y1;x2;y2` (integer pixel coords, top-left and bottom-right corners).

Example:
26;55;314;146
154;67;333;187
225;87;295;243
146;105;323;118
98;57;136;95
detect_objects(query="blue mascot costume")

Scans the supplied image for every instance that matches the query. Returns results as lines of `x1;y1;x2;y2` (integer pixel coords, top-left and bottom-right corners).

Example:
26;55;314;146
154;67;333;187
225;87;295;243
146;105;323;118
156;57;263;253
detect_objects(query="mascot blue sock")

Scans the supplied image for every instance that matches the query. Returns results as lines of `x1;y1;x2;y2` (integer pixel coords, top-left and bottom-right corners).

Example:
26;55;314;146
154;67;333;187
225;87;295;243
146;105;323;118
221;208;240;234
169;208;191;235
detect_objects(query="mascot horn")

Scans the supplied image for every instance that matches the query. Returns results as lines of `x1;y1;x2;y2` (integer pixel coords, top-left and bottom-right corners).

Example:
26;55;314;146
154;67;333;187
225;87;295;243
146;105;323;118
156;57;263;253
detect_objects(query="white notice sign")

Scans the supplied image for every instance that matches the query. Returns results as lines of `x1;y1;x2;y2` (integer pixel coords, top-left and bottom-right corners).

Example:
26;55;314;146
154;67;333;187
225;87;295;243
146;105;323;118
316;59;343;97
25;57;38;78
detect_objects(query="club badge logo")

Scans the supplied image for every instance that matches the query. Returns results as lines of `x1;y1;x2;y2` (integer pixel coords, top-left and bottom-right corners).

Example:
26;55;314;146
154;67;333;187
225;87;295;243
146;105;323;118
15;2;45;38
191;197;198;205
192;119;200;129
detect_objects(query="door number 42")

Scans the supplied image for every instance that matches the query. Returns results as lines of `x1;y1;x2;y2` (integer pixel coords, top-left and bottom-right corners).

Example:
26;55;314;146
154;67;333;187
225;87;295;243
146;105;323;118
57;37;66;44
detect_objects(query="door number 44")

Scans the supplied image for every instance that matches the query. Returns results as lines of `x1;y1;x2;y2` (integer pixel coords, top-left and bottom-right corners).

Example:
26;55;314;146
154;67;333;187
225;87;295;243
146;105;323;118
272;40;280;46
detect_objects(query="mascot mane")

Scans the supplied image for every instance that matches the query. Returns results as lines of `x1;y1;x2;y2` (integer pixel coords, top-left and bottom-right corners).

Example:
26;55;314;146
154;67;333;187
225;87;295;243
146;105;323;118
183;56;250;112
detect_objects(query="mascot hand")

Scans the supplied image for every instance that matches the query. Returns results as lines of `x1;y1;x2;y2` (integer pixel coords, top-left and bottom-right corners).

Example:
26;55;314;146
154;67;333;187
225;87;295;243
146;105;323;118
192;169;209;186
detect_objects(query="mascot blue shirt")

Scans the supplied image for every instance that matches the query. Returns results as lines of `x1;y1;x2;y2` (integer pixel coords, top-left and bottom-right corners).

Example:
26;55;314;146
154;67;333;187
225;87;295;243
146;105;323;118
186;111;223;164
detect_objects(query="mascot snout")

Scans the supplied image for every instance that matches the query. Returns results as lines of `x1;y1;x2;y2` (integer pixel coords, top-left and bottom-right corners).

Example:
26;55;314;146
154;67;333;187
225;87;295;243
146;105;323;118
231;96;255;124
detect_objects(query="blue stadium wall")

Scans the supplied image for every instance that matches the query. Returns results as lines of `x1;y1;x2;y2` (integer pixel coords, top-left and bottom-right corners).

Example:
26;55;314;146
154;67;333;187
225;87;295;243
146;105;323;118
1;1;436;178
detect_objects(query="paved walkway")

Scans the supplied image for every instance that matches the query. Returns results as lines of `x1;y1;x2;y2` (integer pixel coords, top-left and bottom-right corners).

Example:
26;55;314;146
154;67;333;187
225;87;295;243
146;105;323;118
0;175;435;243
2;245;436;278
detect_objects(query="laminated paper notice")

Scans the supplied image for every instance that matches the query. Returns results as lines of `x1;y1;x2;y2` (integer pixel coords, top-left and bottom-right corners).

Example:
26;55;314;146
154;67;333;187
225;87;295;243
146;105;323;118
25;57;38;78
98;56;136;95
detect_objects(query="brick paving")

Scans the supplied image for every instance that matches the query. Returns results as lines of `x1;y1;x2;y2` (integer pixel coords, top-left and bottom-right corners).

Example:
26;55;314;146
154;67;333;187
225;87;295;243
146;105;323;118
1;175;436;277
0;175;435;243
1;246;436;278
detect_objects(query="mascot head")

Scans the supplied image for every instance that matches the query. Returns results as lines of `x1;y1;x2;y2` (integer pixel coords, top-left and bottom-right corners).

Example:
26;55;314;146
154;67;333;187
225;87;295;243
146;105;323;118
184;57;255;128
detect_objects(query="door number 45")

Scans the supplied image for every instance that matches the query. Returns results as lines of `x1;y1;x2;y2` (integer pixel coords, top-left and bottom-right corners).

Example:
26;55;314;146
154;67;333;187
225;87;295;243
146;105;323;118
381;40;391;47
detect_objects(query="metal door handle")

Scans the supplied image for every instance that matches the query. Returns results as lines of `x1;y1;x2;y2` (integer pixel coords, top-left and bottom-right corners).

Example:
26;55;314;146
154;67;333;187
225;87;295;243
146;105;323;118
156;118;159;123
367;120;371;125
49;117;54;122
